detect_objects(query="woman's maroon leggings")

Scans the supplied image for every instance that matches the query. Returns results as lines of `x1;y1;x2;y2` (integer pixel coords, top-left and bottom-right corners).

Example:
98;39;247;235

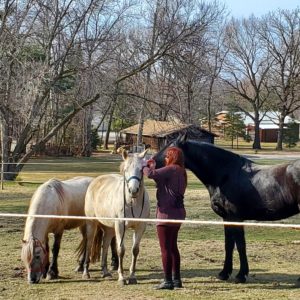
156;225;181;281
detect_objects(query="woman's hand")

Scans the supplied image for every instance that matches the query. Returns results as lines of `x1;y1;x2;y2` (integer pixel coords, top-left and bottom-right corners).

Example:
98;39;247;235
143;166;150;176
147;159;156;169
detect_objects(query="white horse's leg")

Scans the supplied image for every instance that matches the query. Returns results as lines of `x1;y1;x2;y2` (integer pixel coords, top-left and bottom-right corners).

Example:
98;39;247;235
82;221;96;279
101;229;114;278
115;221;126;286
128;223;146;285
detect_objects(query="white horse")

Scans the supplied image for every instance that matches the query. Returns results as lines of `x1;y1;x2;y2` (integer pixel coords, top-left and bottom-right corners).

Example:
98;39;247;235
81;149;150;285
21;176;94;284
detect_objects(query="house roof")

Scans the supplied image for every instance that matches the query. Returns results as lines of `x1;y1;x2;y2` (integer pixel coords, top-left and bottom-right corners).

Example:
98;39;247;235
120;120;189;137
120;119;216;137
216;111;300;129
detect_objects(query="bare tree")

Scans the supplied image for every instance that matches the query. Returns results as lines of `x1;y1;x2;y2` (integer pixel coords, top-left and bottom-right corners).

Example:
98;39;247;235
0;0;133;180
128;0;225;138
222;16;273;149
259;9;300;150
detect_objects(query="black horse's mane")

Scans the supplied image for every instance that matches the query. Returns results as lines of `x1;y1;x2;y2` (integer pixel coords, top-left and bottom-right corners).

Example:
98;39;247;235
184;140;252;165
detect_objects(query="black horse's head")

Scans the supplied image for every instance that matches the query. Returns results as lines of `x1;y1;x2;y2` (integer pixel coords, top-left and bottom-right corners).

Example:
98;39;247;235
152;133;188;168
152;133;246;187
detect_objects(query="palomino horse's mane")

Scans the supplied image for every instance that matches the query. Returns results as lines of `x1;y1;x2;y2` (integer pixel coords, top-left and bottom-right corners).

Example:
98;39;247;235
120;161;125;174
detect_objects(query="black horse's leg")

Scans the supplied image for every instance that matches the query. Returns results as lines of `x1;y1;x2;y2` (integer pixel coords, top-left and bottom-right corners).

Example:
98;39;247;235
234;225;249;283
47;232;63;280
218;225;234;281
110;236;118;270
82;221;96;279
75;225;87;273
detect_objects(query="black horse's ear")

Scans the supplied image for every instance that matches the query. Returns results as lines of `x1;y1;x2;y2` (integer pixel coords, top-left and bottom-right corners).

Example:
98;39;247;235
177;132;188;144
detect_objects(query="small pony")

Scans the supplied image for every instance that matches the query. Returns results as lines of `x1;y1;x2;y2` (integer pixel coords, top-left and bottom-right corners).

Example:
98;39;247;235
21;176;95;284
80;149;150;285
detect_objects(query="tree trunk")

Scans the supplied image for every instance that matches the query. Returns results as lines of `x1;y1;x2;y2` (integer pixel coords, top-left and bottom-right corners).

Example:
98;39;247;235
104;85;119;149
276;115;285;150
0;115;15;180
81;106;93;156
137;102;145;148
137;1;159;147
252;111;261;149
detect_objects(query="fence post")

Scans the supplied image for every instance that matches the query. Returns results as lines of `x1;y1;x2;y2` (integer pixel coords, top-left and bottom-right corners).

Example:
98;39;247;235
0;122;3;190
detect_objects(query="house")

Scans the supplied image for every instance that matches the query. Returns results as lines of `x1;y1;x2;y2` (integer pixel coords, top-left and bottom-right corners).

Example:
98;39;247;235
120;119;217;152
215;111;300;143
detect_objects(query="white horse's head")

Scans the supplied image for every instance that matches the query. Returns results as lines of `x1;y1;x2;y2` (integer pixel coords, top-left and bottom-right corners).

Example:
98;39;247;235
21;237;49;284
120;149;149;199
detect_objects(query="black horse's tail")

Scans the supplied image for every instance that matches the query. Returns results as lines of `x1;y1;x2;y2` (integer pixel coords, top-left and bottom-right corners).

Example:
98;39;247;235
76;224;103;264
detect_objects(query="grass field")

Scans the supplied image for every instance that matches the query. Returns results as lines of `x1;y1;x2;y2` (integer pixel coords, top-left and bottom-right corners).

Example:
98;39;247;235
1;153;300;299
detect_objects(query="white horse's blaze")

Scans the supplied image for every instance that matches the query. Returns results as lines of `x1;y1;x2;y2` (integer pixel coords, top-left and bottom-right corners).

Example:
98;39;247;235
83;149;150;285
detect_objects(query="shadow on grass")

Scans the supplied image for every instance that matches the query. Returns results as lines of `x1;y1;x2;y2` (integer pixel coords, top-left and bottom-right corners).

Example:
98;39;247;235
40;267;300;290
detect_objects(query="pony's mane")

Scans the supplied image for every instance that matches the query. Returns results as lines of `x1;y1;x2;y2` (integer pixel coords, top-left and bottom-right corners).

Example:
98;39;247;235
21;238;34;264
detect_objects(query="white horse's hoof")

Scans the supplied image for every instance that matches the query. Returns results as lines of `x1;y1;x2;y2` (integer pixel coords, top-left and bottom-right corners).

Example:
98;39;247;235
128;278;137;285
118;279;127;286
82;273;90;279
74;265;83;273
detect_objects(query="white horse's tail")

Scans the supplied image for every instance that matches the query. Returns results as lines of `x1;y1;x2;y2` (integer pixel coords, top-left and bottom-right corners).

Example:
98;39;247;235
76;225;103;264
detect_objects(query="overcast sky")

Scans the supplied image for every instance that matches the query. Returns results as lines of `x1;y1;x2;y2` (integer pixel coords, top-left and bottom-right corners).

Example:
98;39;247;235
223;0;300;18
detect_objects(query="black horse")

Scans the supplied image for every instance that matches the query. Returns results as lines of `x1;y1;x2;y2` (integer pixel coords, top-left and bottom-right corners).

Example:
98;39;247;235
153;134;300;283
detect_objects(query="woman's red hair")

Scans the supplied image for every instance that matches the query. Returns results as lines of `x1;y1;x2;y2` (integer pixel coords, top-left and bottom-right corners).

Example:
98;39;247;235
165;147;185;168
165;147;187;184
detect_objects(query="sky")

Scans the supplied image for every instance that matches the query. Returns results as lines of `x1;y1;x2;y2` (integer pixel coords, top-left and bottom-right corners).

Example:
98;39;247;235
223;0;300;18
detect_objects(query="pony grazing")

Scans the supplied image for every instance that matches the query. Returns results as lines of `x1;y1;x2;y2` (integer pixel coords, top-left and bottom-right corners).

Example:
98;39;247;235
154;134;300;283
21;176;94;284
81;149;150;285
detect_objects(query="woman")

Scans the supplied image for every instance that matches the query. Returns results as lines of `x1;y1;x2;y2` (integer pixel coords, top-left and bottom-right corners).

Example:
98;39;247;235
143;147;187;290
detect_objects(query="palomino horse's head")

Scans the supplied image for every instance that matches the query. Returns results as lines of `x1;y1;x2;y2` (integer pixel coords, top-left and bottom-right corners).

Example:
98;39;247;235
21;237;49;284
120;149;149;199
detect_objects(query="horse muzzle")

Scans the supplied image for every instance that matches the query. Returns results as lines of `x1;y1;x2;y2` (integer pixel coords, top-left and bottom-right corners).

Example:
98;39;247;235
28;272;42;284
129;190;139;199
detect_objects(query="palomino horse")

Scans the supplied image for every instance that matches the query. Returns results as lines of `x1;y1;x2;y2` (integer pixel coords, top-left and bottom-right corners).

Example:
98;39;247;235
21;176;103;283
154;134;300;283
81;149;150;285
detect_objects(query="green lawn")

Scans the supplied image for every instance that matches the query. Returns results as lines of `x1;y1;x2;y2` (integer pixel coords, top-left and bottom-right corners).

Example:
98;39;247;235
1;154;300;299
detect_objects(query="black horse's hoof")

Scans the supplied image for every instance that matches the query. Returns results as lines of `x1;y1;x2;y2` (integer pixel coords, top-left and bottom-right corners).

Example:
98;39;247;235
235;274;247;284
102;272;112;278
46;271;58;280
128;277;137;285
218;270;230;281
